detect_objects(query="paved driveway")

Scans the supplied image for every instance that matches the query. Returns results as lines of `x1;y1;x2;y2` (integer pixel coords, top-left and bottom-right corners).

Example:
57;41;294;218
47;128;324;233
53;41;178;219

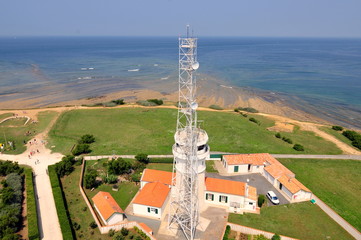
126;215;161;235
206;172;289;206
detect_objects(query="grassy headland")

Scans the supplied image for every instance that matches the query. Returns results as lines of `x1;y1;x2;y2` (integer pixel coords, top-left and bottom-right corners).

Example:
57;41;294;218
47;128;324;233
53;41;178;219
47;108;341;155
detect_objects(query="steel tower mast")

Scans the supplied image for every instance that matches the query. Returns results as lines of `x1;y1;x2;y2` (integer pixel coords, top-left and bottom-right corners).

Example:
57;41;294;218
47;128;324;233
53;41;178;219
168;26;210;240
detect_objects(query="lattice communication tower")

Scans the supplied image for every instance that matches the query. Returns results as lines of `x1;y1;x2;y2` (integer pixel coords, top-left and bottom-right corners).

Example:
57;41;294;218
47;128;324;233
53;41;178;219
168;26;209;240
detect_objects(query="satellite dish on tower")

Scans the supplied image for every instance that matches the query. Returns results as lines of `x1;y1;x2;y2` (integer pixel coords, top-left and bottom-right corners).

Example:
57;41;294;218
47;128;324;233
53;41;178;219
191;102;198;110
192;62;199;70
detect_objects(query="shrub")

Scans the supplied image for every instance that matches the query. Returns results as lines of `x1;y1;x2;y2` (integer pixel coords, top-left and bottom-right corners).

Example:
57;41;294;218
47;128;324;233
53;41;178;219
89;221;97;229
73;222;81;231
147;99;163;105
272;233;281;240
234;108;239;112
249;117;260;125
72;144;91;156
79;134;95;144
104;174;118;184
257;194;265;207
332;125;343;131
131;173;141;182
241;113;248;117
0;161;23;176
135;153;149;164
209;105;223;110
136;100;157;106
235;107;259;113
282;137;293;144
342;130;361;150
223;225;231;240
48;165;74;240
275;133;281;138
111;99;125;105
84;169;98;189
121;227;129;236
25;169;40;240
293;144;305;151
108;229;115;237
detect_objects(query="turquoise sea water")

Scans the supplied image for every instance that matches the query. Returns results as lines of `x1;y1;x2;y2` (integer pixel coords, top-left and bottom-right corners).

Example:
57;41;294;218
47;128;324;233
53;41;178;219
0;37;360;127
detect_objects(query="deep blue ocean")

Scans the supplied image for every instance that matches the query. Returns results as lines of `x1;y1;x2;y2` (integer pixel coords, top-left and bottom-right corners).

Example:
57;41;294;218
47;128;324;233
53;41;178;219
0;36;360;126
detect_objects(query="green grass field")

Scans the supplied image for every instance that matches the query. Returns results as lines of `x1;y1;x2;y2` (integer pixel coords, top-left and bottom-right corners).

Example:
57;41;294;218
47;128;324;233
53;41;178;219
278;158;361;232
0;113;14;121
47;108;341;155
206;160;218;173
320;126;358;150
0;111;58;154
228;202;353;240
147;163;173;172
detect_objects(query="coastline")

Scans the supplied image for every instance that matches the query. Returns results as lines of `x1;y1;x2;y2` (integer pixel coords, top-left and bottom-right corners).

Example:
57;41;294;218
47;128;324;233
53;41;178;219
0;74;359;130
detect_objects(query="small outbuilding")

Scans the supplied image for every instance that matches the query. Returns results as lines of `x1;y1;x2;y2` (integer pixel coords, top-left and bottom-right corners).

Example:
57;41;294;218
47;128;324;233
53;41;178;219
92;191;125;225
133;181;171;219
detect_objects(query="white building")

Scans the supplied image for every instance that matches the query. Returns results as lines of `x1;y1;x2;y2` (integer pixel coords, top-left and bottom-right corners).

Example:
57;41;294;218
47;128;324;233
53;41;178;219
132;181;170;219
222;153;312;202
92;191;125;225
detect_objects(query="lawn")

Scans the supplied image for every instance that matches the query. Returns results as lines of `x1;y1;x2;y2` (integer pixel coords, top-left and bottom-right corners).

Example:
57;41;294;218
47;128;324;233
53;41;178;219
206;160;218;173
146;163;173;172
0;113;14;121
0;111;58;154
320;126;357;149
278;158;361;232
228;202;354;240
47;108;341;155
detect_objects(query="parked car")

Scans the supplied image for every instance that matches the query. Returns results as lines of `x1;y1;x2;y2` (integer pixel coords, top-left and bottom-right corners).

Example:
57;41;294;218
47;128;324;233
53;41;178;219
267;191;280;205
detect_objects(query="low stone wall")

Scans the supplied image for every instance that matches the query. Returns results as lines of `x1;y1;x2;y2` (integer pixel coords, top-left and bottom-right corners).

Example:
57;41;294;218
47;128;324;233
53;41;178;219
78;159;156;239
227;222;299;240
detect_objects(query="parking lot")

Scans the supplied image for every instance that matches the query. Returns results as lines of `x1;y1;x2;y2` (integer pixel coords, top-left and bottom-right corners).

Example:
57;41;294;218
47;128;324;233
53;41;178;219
206;172;289;205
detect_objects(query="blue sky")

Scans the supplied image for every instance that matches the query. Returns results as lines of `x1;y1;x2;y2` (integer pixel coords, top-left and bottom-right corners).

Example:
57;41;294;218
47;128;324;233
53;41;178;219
1;0;360;37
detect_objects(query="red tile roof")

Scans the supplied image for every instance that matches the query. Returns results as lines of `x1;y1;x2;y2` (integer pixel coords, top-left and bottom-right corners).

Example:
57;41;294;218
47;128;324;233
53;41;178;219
205;177;246;196
133;182;170;208
223;153;274;165
141;169;174;186
278;175;311;194
248;186;258;201
92;191;124;221
139;223;153;234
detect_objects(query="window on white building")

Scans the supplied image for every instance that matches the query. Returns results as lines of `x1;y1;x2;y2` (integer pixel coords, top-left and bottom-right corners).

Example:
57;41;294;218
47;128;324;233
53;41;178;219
219;195;228;203
206;193;214;201
147;207;158;214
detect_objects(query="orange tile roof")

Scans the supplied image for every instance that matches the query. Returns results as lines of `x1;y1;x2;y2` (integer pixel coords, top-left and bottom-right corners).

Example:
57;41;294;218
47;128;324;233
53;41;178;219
223;153;274;165
133;182;170;208
92;191;124;221
264;161;294;179
278;175;311;194
247;186;258;201
205;177;246;196
141;169;174;186
139;223;153;234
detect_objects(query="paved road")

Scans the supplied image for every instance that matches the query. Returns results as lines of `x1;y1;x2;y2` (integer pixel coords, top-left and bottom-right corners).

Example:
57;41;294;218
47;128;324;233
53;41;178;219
271;154;361;160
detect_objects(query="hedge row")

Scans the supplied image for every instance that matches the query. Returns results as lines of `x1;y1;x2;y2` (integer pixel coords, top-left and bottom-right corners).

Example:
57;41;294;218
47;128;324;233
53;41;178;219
149;158;174;163
25;169;40;240
48;165;74;240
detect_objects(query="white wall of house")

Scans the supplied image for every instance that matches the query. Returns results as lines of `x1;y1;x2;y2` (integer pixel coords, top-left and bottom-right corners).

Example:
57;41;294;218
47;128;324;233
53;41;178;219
264;170;276;186
226;164;249;173
204;191;244;208
279;184;293;199
244;198;257;211
133;204;162;219
140;181;149;189
292;190;312;202
107;213;125;225
251;165;264;173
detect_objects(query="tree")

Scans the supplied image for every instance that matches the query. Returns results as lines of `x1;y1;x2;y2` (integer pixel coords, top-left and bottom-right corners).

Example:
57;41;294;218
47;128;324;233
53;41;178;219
112;99;125;105
84;169;98;189
272;233;281;240
120;227;129;236
55;155;75;177
72;144;91;156
293;144;304;151
108;158;132;175
1;187;15;204
131;173;141;183
79;134;95;144
135;153;149;164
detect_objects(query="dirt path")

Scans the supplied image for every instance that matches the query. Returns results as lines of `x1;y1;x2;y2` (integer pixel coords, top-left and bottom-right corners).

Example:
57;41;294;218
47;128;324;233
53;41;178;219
257;113;361;155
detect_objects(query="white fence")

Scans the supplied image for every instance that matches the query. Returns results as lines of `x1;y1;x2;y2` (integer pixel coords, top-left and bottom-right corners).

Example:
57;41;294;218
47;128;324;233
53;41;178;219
227;222;299;240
